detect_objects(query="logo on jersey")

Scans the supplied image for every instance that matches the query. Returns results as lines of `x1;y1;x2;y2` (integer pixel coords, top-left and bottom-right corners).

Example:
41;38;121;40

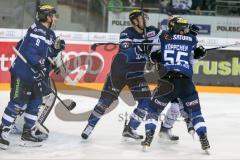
147;31;155;37
186;99;199;107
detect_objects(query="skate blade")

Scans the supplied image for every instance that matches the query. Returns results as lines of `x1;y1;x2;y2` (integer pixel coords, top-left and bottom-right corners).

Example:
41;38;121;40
19;141;42;147
189;130;195;140
142;145;150;152
121;137;141;144
158;136;179;144
0;143;9;150
204;149;210;155
81;138;89;143
35;133;48;141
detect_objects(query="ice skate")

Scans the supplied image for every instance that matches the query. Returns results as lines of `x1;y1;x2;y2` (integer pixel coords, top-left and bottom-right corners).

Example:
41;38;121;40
20;127;43;147
199;134;210;154
34;128;48;141
158;123;179;143
81;124;94;140
0;125;11;150
122;123;143;142
141;130;154;152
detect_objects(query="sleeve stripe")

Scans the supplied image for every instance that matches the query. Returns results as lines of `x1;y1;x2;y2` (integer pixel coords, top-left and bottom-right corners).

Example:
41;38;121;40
30;33;53;45
119;38;132;42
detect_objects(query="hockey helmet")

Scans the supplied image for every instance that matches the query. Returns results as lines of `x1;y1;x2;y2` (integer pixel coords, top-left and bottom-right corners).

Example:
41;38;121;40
168;16;189;34
129;9;148;24
36;4;57;22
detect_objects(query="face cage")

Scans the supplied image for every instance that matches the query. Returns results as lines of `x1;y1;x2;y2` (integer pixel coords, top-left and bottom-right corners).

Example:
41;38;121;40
173;24;189;34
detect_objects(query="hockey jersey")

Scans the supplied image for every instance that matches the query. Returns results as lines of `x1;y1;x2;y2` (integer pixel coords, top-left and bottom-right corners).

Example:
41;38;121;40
159;30;198;78
118;26;161;78
10;21;56;82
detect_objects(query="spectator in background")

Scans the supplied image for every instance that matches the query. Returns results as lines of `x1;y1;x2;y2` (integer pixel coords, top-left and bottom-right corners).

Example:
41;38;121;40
195;6;202;15
128;0;140;7
168;0;192;14
159;0;171;13
172;0;192;10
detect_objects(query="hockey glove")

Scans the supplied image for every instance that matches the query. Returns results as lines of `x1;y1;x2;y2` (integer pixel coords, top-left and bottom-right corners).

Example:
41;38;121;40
149;50;162;64
189;24;200;36
120;41;133;49
53;36;65;53
194;45;206;59
33;64;47;82
136;39;152;55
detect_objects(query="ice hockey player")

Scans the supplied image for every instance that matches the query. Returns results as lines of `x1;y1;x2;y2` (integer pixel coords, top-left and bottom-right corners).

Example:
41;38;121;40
0;4;61;149
81;9;162;140
141;16;210;153
158;24;200;142
12;35;65;140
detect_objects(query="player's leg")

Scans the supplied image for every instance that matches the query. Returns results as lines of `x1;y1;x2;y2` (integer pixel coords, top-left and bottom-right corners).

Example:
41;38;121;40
141;85;173;150
179;80;210;152
81;75;123;140
20;82;44;146
122;77;151;140
178;101;195;137
0;75;30;149
159;98;180;142
11;78;54;140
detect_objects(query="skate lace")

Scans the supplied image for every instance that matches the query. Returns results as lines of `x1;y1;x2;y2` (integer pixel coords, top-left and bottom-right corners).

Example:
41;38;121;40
83;125;94;135
145;132;153;144
200;136;209;148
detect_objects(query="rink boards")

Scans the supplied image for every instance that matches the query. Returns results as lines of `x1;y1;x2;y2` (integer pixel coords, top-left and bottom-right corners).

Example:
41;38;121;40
1;31;240;93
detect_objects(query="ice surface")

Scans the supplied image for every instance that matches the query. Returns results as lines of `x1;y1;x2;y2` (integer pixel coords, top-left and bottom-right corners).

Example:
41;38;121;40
0;91;240;159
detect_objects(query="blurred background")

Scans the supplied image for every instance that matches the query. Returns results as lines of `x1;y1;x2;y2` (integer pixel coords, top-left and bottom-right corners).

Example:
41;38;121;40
0;0;239;33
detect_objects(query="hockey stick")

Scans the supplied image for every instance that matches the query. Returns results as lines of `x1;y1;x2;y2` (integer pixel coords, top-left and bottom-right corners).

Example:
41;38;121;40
140;0;147;38
91;42;161;51
12;46;76;111
36;78;57;134
206;42;240;51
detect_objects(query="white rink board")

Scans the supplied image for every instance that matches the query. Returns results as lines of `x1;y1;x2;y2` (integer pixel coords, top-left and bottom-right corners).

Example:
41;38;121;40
0;91;240;159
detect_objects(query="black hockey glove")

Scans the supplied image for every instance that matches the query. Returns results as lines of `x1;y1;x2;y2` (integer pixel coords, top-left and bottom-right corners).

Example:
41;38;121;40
136;39;152;55
189;24;200;36
149;50;161;64
194;45;206;59
33;64;47;82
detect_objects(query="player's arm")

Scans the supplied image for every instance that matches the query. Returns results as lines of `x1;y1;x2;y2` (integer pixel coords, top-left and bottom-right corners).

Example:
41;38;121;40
119;29;133;50
148;30;163;64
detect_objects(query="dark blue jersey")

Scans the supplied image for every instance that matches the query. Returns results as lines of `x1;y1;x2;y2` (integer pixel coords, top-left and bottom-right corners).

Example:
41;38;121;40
118;26;161;78
160;30;197;78
10;21;56;82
